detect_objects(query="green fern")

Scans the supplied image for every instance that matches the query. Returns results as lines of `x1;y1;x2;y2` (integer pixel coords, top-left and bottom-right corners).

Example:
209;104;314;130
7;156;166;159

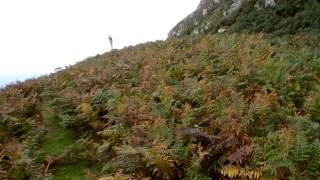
90;88;108;109
97;123;130;143
306;139;320;177
58;112;81;128
310;98;320;123
263;130;295;178
289;131;311;162
103;145;145;174
184;168;211;180
261;129;317;178
164;64;184;85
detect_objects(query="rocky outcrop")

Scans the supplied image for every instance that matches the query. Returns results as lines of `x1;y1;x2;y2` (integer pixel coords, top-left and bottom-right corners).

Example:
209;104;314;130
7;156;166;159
168;0;222;37
168;0;280;38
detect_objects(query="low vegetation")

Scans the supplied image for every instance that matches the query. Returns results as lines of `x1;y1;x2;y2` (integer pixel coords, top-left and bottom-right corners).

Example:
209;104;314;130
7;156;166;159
172;0;320;37
1;32;320;179
231;0;320;35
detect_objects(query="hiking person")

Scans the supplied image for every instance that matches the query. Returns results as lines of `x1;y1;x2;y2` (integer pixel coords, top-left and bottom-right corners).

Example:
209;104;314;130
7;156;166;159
108;35;113;50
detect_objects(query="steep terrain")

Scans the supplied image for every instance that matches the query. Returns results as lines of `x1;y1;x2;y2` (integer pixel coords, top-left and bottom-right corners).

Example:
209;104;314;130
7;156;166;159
1;1;320;179
169;0;320;37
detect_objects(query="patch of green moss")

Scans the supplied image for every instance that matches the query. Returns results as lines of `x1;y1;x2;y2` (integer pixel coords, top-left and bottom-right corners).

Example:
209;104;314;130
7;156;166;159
41;108;77;156
51;161;92;180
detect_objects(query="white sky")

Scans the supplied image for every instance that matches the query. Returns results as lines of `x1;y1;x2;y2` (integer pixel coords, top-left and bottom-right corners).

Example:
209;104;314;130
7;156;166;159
0;0;199;86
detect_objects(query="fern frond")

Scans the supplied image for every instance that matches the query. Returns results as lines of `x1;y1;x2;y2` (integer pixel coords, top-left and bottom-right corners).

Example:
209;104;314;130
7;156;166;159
115;145;143;156
219;165;262;180
184;168;211;180
289;131;311;162
180;103;195;128
262;130;295;177
306;139;320;177
97;140;111;154
97;123;130;142
169;141;189;162
144;144;180;180
105;145;145;173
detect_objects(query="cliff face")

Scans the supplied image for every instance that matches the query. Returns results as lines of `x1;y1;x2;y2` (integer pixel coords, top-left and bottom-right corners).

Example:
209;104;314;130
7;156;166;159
168;0;222;37
169;0;319;37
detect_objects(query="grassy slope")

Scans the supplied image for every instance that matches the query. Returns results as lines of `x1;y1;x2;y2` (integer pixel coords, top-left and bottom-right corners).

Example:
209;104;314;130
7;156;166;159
1;32;320;179
41;105;76;156
40;104;91;180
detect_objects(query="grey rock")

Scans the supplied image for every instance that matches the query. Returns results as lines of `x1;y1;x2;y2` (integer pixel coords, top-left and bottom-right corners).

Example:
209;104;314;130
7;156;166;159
168;0;222;37
223;0;242;18
265;0;276;7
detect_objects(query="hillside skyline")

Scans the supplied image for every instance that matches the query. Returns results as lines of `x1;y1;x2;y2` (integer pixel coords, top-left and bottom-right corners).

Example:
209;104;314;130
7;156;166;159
0;0;199;87
1;0;320;179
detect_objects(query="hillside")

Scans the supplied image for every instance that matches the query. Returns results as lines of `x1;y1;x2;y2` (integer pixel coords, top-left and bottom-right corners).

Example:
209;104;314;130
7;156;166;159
1;1;320;180
169;0;320;37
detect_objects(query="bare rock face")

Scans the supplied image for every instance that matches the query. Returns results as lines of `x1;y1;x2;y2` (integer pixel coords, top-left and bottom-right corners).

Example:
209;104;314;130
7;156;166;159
168;0;222;37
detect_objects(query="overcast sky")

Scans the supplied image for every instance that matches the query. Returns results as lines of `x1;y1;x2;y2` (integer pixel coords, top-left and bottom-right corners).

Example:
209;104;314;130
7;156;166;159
0;0;199;86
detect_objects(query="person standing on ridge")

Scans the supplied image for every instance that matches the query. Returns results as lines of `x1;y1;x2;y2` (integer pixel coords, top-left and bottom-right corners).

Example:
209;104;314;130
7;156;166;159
108;35;113;50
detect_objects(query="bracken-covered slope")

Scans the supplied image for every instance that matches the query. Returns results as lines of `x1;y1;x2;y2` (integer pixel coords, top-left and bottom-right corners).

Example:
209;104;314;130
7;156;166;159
1;1;320;179
1;32;320;179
